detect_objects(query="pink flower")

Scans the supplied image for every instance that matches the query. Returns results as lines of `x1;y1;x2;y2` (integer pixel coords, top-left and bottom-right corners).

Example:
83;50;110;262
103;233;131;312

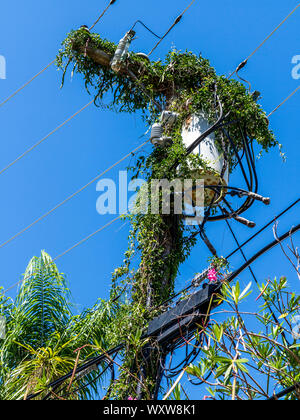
207;267;218;283
128;396;137;400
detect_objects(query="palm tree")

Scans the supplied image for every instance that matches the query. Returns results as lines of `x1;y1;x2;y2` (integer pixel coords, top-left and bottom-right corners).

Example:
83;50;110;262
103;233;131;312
0;251;120;400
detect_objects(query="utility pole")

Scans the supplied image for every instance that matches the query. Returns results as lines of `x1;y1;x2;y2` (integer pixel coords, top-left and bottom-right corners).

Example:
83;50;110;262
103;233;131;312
62;22;274;399
72;33;185;399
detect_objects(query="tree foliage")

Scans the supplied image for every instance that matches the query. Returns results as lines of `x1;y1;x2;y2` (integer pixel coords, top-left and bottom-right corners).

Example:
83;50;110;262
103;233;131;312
0;251;123;400
183;277;300;400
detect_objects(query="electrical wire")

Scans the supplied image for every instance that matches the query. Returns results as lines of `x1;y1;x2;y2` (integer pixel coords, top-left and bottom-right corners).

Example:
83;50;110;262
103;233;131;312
130;20;162;39
229;3;300;78
163;342;202;379
0;60;56;108
0;100;94;177
267;382;300;400
4;215;123;294
225;223;300;283
176;198;300;304
207;127;256;223
89;0;118;31
267;85;300;118
148;0;197;56
0;138;150;252
226;198;300;259
56;356;116;400
0;2;115;108
224;216;291;346
27;343;124;400
53;216;122;262
4;3;299;398
25;220;300;400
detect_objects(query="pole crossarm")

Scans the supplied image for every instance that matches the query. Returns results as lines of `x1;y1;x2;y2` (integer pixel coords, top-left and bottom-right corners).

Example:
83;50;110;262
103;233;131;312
76;45;111;67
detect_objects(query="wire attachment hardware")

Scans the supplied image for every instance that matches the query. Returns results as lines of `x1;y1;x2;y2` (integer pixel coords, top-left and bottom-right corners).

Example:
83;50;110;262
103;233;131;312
192;268;210;287
229;190;271;205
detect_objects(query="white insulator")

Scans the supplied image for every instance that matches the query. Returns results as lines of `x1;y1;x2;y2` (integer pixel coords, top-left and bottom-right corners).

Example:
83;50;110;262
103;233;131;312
160;110;179;126
150;123;164;146
111;30;135;73
181;112;229;205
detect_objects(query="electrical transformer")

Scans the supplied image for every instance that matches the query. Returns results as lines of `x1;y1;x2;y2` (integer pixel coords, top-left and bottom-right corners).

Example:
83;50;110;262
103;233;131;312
181;112;229;206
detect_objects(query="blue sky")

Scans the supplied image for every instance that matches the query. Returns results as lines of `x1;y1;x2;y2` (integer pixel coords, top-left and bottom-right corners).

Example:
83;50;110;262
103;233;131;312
0;0;299;380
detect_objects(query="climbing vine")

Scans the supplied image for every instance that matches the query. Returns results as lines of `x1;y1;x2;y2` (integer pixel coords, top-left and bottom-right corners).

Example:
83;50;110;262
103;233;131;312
57;28;279;163
56;28;281;399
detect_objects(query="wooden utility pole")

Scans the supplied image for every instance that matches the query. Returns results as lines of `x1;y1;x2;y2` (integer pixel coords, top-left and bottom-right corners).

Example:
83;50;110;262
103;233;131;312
71;30;227;399
73;40;184;399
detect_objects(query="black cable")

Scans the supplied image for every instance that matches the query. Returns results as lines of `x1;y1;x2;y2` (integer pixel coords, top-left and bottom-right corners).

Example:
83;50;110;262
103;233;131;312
245;133;258;194
241;129;256;196
185;198;300;296
164;199;300;307
148;0;197;56
225;217;259;283
42;352;118;400
225;224;300;283
224;215;291;346
223;128;252;191
27;219;300;400
61;362;113;400
226;198;300;259
27;344;123;400
182;91;226;234
131;20;162;39
267;382;300;400
206;127;255;222
187;370;213;387
163;337;203;379
205;120;260;223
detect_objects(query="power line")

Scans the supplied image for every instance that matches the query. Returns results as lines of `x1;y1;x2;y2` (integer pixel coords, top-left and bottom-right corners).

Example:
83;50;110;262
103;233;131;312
226;198;300;259
224;216;291;346
0;60;55;108
229;3;300;78
226;223;300;283
130;20;162;39
174;198;300;305
4;149;297;299
267;85;300;118
27;343;124;400
53;216;122;262
267;382;300;400
4;215;123;294
89;0;118;31
0;100;94;177
0;1;115;108
0;139;150;251
25;221;300;400
148;0;197;56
